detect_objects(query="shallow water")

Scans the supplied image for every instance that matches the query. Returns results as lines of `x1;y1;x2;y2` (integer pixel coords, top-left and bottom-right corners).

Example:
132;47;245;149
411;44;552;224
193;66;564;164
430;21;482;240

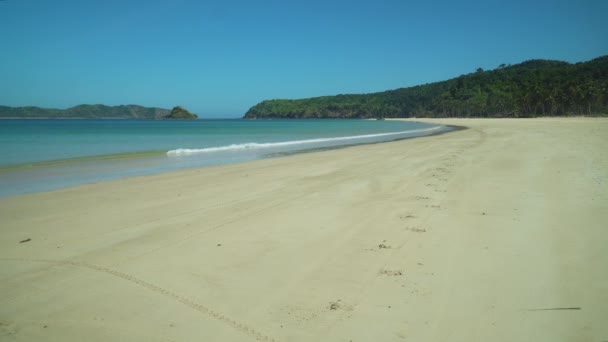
0;119;450;197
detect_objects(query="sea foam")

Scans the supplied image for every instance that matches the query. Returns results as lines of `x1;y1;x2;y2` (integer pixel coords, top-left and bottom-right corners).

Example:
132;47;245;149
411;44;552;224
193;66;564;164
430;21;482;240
166;126;442;156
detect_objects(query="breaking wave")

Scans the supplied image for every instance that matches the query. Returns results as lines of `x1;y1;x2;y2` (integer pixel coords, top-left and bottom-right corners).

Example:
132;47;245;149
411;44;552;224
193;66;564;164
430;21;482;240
167;126;442;156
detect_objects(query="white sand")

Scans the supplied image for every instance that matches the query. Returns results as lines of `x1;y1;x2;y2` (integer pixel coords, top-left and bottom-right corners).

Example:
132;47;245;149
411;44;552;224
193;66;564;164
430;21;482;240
1;118;607;341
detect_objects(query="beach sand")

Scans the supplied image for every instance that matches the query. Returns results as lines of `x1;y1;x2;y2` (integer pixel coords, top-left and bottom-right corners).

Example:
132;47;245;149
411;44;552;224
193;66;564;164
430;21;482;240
1;118;607;341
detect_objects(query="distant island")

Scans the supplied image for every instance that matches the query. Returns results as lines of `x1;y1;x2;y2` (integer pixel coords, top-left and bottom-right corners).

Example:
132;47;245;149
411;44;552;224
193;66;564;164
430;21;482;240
0;104;198;119
165;106;198;119
245;55;608;119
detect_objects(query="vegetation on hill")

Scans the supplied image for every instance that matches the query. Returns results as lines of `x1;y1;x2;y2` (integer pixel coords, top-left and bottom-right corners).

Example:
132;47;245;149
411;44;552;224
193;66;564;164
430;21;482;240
0;104;171;119
244;56;608;119
165;106;198;119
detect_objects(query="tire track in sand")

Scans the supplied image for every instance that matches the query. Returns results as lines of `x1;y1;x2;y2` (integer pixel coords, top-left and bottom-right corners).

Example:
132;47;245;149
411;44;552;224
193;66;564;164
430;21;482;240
0;258;277;342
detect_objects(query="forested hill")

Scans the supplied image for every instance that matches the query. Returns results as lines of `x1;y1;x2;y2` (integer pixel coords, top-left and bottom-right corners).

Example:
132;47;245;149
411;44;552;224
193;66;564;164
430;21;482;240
0;104;171;119
245;56;608;119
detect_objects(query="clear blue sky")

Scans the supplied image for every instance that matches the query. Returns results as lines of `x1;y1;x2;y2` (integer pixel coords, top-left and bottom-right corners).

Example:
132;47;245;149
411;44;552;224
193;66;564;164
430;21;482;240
1;0;607;118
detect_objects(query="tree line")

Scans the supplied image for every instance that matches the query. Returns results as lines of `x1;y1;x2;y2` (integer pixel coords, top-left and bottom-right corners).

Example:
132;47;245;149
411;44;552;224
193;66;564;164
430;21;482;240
244;56;608;119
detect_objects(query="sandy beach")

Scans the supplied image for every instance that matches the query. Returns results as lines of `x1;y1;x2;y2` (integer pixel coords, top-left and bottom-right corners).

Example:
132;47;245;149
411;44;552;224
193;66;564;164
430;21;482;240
1;118;607;341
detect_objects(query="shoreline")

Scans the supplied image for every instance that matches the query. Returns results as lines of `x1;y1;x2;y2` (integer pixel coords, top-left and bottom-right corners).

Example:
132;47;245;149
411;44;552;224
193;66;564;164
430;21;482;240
0;121;454;199
1;117;606;341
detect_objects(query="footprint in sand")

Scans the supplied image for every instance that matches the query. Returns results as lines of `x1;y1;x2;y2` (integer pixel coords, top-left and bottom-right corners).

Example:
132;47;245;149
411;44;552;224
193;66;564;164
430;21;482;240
377;243;391;250
425;204;442;210
405;227;427;233
399;214;417;220
379;268;404;276
328;299;354;311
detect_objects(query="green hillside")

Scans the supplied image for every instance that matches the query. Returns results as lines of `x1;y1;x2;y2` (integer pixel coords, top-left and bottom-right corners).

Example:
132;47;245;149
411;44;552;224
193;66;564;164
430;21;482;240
165;106;198;119
245;56;608;119
0;104;171;119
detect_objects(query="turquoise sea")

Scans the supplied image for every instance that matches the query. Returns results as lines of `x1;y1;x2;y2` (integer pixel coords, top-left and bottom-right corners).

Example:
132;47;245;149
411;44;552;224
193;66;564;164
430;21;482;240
0;119;451;197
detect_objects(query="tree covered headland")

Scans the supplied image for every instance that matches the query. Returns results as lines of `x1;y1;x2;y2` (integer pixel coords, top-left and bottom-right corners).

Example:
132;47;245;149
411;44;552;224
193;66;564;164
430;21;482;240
0;104;170;119
0;104;198;119
165;106;198;119
244;56;608;119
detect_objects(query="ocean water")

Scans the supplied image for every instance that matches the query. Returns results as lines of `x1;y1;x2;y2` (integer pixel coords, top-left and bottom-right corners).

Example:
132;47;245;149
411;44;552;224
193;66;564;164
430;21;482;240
0;119;450;197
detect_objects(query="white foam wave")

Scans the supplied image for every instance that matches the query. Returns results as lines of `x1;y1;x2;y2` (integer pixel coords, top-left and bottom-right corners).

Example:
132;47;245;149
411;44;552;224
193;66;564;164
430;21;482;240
167;126;443;156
